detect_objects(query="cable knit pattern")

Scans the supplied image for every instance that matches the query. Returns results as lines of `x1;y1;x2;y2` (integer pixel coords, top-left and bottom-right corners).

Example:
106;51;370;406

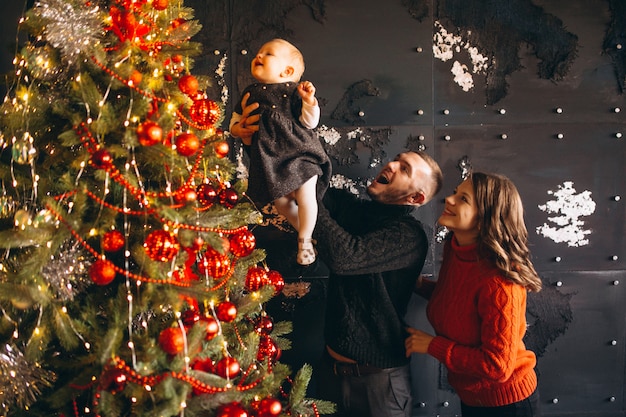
313;188;429;368
426;236;537;407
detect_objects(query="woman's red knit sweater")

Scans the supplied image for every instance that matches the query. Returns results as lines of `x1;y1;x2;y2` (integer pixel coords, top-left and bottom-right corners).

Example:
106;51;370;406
421;236;537;407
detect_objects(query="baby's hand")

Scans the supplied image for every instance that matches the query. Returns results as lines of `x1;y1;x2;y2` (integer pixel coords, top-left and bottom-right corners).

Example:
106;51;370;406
298;81;316;106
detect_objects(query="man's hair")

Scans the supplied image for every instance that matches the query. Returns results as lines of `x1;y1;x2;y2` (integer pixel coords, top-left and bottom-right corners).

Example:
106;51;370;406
415;150;443;202
470;172;542;292
272;38;305;81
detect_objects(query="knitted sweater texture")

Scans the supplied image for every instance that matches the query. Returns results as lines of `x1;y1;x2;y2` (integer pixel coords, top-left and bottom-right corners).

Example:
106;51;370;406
422;236;537;407
313;188;429;368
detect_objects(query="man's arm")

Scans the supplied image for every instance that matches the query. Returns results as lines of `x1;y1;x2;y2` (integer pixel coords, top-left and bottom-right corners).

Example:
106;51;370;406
313;191;428;275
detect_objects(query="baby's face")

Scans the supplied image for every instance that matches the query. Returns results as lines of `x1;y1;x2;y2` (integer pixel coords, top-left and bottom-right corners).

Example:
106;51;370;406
251;41;295;84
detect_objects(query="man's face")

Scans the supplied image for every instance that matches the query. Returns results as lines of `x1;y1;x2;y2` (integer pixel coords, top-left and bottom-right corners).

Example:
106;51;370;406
366;152;431;205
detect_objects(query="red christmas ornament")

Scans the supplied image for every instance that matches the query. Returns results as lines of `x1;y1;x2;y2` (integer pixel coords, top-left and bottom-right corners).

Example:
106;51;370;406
178;74;199;96
251;397;282;417
102;230;125;252
181;309;202;328
152;0;168;10
196;183;218;207
253;316;274;335
215;301;237;322
216;402;248;417
158;326;186;355
245;267;269;292
257;336;281;363
191;357;214;372
100;368;128;394
129;70;143;86
189;98;220;128
91;149;113;169
267;270;285;295
197;249;231;278
214;140;229;158
229;229;256;257
174;187;197;205
90;259;117;285
215;356;241;378
144;230;180;262
203;316;220;340
175;132;200;156
219;188;239;209
136;121;163;146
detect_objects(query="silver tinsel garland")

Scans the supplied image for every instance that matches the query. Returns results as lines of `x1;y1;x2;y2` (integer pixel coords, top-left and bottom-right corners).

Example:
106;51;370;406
0;344;56;412
33;0;103;63
42;242;93;302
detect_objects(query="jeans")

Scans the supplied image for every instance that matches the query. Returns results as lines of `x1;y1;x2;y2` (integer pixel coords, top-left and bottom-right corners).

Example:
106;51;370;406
460;389;541;417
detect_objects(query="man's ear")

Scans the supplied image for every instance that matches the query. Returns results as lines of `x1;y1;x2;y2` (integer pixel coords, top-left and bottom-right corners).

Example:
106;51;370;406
407;192;426;206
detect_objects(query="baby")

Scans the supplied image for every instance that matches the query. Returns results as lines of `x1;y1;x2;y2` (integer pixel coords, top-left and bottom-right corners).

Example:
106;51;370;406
230;39;331;266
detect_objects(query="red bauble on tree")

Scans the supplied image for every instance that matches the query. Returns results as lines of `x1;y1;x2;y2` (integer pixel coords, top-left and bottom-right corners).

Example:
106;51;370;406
197;249;231;278
158;326;186;355
251;397;282;417
102;230;125;252
245;266;269;292
152;0;168;10
216;402;248;417
219;188;239;209
203;316;220;340
178;74;199;96
215;356;240;378
181;309;202;328
189;98;220;128
257;335;281;363
253;315;274;335
136;121;163;146
174;132;200;156
100;368;128;394
91;149;113;169
144;230;180;262
215;301;237;322
229;228;256;257
196;183;218;207
90;259;117;285
214;140;229;158
267;270;285;295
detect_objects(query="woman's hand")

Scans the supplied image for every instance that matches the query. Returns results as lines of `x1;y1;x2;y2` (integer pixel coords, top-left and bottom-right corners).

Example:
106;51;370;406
231;92;260;145
405;327;434;356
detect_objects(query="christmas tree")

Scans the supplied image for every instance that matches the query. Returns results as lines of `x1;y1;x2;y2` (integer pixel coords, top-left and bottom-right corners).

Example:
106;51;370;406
0;0;333;416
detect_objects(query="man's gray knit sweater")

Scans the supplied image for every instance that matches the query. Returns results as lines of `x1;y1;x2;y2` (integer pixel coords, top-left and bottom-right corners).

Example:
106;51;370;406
313;188;429;369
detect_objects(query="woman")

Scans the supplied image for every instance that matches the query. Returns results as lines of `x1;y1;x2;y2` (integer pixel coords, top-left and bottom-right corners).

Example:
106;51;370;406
405;172;542;417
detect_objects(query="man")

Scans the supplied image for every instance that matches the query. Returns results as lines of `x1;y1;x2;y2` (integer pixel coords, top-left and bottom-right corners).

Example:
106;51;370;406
312;151;442;417
231;95;443;416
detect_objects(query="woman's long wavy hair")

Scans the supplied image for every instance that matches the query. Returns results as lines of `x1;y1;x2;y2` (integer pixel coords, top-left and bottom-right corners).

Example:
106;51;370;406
470;172;542;292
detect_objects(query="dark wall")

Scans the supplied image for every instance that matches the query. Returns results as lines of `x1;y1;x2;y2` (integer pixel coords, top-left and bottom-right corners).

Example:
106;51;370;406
2;1;625;416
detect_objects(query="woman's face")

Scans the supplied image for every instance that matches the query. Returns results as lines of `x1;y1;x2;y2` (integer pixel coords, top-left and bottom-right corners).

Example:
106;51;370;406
438;178;479;245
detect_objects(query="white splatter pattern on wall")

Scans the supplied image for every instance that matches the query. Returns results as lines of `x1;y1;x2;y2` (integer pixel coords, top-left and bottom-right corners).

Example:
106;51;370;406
433;21;489;92
536;181;596;247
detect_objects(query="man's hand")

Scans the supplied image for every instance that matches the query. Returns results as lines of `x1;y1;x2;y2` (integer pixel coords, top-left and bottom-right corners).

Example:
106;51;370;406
231;92;260;145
